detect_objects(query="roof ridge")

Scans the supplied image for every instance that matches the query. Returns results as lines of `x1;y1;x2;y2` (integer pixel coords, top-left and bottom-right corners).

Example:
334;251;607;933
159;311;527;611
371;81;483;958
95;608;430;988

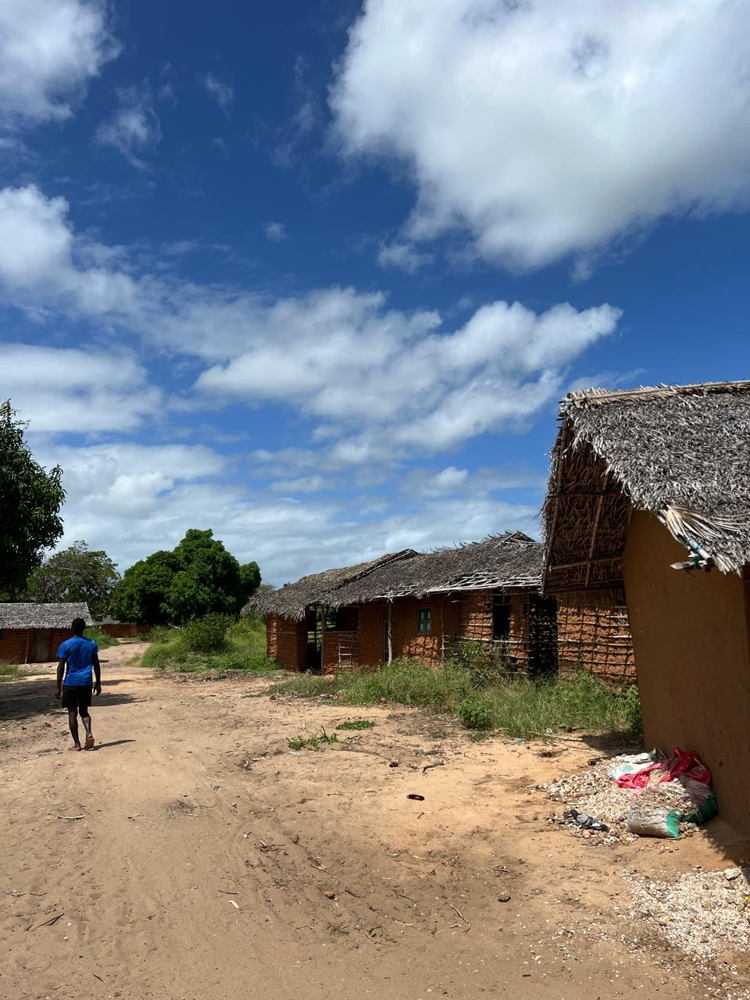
564;379;750;409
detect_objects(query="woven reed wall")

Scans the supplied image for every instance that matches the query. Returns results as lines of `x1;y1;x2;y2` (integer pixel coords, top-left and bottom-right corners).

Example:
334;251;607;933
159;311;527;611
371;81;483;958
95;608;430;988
556;590;635;684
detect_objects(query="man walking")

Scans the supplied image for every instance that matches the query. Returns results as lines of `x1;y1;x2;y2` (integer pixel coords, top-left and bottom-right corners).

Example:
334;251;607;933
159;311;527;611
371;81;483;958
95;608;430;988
56;618;101;751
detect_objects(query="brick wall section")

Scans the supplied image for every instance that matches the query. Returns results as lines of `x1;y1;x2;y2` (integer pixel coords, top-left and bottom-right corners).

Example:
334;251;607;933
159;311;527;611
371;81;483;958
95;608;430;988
556;590;635;684
266;614;307;671
391;595;462;666
458;590;532;668
100;623;147;639
0;629;31;663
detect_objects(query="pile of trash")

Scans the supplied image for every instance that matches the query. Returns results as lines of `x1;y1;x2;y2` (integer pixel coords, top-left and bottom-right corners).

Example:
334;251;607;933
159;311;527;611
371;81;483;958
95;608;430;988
547;748;718;840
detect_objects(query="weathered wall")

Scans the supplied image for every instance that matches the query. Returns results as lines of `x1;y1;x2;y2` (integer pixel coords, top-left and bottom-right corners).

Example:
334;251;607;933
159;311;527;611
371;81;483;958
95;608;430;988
0;628;31;663
100;623;147;639
358;601;385;666
266;614;307;671
456;590;537;669
390;595;462;666
556;591;635;684
0;627;78;664
623;510;750;832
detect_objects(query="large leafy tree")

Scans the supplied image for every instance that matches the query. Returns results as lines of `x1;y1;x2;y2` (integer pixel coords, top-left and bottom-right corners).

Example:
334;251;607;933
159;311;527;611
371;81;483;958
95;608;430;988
26;541;120;620
112;529;261;625
0;401;65;599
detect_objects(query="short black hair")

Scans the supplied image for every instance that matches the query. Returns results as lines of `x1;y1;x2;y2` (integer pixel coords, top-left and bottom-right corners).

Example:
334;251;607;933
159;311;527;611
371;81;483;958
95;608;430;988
71;617;86;635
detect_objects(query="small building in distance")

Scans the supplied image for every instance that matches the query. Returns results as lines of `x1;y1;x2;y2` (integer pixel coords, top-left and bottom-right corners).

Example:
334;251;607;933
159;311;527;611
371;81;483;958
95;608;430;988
0;603;91;663
543;380;750;832
251;533;561;676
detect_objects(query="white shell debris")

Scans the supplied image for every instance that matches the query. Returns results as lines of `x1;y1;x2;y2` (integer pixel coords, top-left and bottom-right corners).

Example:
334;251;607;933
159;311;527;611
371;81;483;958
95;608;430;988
623;867;750;961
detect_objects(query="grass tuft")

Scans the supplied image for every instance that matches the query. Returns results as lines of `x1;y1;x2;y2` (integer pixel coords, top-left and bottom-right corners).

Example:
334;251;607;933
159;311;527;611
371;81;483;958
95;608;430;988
0;663;20;682
271;658;641;740
288;727;339;751
335;719;375;731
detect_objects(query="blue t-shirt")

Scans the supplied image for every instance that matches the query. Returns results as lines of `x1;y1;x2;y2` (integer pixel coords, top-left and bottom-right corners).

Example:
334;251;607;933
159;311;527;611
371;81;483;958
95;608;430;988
57;636;98;686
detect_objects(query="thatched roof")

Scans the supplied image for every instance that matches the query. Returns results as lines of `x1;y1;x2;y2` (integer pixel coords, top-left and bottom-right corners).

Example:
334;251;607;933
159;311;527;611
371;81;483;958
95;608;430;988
249;532;542;621
0;603;92;629
333;532;541;604
544;380;750;590
248;550;418;621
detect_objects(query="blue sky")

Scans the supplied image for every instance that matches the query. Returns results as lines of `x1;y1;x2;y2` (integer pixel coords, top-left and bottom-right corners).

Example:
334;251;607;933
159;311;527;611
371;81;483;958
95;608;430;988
0;0;748;584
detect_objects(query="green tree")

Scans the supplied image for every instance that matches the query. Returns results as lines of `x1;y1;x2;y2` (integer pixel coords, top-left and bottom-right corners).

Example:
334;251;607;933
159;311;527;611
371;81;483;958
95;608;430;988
239;561;261;602
111;550;178;625
0;401;65;598
112;529;259;625
26;541;120;620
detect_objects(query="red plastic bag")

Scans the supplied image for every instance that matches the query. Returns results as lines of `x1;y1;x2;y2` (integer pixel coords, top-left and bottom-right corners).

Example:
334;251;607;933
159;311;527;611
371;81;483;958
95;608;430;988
616;747;712;790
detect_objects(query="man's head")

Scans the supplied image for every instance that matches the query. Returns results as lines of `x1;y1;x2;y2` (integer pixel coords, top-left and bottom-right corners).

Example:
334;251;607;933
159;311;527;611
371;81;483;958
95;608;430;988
71;618;86;636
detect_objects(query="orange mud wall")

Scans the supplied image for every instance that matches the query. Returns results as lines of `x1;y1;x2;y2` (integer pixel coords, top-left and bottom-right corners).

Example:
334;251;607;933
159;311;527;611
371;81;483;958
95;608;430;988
0;628;72;663
555;592;635;684
266;614;307;671
623;510;750;833
390;595;462;666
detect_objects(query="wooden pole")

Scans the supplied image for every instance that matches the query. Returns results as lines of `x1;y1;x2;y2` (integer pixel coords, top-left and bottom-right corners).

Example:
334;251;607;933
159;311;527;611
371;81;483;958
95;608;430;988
387;601;393;663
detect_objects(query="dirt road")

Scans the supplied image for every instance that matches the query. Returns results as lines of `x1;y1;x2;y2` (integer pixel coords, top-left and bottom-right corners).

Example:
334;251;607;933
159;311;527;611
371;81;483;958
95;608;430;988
1;644;746;1000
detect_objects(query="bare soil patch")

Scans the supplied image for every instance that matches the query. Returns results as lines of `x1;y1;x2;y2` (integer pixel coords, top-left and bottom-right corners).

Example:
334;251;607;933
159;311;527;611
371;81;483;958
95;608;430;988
1;646;748;999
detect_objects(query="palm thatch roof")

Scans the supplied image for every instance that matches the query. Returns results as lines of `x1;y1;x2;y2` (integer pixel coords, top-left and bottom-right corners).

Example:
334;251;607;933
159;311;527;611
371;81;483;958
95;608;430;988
333;532;541;604
544;380;750;591
248;550;418;621
249;532;542;621
0;603;92;629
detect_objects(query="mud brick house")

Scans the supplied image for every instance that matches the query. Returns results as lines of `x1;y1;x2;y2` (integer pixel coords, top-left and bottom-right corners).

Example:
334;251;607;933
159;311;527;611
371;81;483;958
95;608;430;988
543;380;750;831
251;533;560;675
0;602;91;663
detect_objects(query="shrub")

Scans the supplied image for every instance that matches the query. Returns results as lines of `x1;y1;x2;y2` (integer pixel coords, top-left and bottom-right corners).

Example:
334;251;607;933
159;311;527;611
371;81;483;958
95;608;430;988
183;614;233;653
457;698;494;730
83;626;117;650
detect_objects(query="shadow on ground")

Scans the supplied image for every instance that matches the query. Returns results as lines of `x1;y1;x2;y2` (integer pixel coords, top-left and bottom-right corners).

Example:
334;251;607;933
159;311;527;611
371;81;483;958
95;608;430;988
0;678;137;721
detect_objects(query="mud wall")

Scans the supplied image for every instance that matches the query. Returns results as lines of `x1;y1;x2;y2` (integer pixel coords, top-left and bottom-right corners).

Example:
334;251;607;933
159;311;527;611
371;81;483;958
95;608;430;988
623;510;750;833
266;614;307;671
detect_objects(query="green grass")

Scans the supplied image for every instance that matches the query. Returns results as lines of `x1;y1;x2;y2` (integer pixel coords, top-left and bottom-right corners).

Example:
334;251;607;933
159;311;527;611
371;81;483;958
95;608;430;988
84;626;118;650
288;727;339;750
142;615;279;674
0;663;20;682
335;719;376;731
270;658;642;740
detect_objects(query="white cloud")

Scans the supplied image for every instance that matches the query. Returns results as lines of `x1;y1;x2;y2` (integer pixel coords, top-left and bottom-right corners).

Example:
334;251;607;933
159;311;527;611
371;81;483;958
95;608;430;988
331;0;750;269
41;440;539;582
264;220;288;242
0;184;621;458
0;343;161;432
0;0;116;125
95;88;161;169
202;73;234;109
402;464;546;497
377;240;433;273
198;294;621;452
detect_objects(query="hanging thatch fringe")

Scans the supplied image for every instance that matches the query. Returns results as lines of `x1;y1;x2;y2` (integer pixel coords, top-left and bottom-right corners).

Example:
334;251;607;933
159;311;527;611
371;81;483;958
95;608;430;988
545;379;750;585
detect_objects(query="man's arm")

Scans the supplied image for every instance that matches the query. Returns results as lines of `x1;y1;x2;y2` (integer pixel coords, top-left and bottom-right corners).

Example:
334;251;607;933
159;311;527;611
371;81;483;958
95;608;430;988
56;659;65;698
93;653;101;695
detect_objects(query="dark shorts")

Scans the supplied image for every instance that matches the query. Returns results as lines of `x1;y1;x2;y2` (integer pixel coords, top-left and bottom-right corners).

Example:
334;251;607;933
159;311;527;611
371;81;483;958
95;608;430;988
61;685;92;712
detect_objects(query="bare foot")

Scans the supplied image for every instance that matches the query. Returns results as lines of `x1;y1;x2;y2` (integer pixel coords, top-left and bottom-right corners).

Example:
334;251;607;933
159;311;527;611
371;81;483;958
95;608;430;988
84;735;95;750
69;745;82;752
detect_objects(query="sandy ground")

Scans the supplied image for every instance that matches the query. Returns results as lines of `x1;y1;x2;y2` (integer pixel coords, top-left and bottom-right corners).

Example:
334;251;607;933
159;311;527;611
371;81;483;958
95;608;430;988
1;642;749;1000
